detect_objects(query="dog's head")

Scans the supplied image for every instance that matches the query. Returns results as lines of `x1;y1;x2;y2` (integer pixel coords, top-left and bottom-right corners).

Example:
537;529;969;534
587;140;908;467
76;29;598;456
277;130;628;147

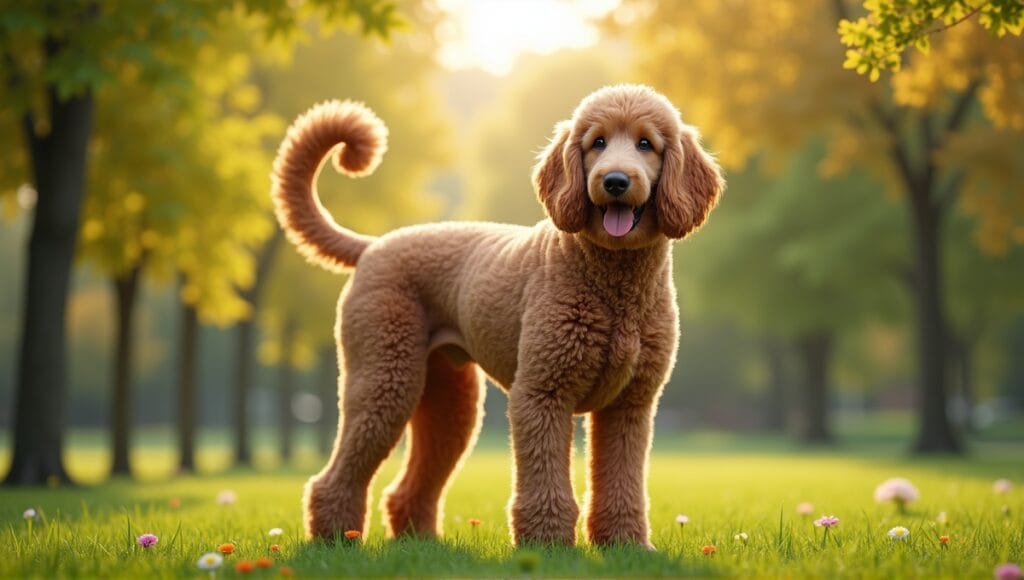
533;85;724;249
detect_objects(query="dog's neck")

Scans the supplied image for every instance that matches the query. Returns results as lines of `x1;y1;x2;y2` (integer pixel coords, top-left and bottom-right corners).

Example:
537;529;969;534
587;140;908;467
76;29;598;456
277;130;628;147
568;235;672;304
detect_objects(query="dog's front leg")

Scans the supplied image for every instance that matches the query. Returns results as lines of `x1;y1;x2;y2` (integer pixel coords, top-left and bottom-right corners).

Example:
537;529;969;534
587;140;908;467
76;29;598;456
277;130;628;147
507;383;579;546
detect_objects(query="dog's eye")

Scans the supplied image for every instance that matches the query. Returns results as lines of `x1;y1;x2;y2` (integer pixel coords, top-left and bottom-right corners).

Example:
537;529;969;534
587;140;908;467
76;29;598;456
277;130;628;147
593;137;606;149
637;138;652;151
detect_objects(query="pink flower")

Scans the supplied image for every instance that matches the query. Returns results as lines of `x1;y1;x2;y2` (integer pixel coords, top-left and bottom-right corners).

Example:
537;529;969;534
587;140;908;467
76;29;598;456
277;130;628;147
994;479;1013;495
137;533;159;549
874;478;919;506
814;515;839;528
675;514;689;526
796;502;814;516
994;563;1022;580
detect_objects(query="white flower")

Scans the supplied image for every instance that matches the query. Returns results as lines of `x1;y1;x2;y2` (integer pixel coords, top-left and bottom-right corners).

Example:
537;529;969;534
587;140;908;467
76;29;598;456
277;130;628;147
22;508;37;520
796;502;814;516
675;514;690;526
268;527;284;537
994;479;1013;495
936;511;948;524
887;526;910;541
874;478;919;504
216;490;237;506
197;552;223;570
734;532;749;542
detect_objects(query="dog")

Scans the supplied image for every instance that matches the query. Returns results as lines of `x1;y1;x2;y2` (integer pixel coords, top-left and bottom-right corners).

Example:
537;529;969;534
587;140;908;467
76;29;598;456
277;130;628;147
271;84;723;547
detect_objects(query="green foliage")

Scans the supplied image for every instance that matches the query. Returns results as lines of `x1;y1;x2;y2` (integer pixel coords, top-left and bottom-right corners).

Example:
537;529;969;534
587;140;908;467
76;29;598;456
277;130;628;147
840;0;1024;80
0;440;1022;577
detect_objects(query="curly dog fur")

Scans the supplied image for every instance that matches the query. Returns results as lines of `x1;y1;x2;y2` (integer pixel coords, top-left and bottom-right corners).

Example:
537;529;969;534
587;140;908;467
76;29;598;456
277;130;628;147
272;85;724;547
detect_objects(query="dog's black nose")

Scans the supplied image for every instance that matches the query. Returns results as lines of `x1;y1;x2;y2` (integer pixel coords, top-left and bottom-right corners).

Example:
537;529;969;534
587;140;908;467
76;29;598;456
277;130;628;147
603;172;630;197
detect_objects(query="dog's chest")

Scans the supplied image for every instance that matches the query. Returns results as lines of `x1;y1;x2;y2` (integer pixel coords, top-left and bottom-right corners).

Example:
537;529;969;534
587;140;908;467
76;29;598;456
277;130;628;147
576;312;644;412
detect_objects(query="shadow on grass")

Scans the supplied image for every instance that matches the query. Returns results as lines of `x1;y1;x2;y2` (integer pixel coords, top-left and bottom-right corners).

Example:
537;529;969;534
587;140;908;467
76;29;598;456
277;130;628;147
290;536;714;577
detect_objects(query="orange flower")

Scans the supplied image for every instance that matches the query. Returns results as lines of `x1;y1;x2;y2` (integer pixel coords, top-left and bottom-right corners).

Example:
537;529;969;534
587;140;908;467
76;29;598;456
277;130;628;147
702;545;716;556
939;535;950;545
279;566;295;577
344;530;361;539
256;557;273;568
235;560;255;573
168;497;181;509
468;518;482;527
270;544;281;552
218;543;235;555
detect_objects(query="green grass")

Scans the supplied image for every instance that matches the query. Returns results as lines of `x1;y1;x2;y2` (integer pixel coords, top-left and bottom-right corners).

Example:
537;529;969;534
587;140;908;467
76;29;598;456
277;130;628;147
1;433;1022;578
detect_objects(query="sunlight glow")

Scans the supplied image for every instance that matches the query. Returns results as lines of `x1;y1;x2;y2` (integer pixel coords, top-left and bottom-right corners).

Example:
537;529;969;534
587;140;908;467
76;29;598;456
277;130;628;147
436;0;620;76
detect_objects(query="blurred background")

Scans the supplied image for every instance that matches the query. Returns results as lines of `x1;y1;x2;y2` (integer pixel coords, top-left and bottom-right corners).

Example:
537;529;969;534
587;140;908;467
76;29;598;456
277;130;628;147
1;0;1022;484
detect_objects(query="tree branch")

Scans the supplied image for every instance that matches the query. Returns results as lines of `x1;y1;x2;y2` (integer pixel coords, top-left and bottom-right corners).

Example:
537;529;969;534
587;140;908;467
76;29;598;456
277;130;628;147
944;78;981;135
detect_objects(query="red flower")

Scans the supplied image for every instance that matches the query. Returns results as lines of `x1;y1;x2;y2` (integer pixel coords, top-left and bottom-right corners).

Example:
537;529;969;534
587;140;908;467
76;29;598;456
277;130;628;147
270;544;281;552
256;557;273;568
702;545;716;556
468;518;482;527
235;560;255;573
344;530;361;539
218;543;235;555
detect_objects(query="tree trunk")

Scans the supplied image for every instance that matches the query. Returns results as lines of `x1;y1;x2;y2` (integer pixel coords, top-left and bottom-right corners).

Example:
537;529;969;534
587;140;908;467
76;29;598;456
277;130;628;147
318;346;338;456
231;230;281;466
762;336;788;432
3;84;94;486
278;318;296;465
796;332;833;444
948;332;976;433
177;301;199;473
110;264;143;477
909;198;961;453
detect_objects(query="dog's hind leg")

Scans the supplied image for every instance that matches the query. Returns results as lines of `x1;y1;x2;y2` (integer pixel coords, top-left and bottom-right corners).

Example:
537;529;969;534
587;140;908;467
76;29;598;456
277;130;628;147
382;350;484;538
302;292;429;541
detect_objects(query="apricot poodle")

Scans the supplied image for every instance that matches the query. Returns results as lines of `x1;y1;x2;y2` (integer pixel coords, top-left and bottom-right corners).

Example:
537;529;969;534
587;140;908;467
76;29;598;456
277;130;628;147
271;84;724;547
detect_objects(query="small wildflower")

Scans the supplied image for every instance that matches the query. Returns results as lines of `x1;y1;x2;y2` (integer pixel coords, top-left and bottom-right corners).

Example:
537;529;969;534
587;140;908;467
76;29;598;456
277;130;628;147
702;545;716;556
875;478;919;511
675;514;690;526
168;497;181;509
796;502;814;516
939;535;950;546
216;490;237;506
137;533;159;549
734;532;749;542
197;552;224;570
256;557;273;568
235;560;255;574
22;508;36;520
344;530;361;539
888;526;910;541
468;518;482;527
994;563;1022;580
218;543;235;555
994;479;1013;495
279;566;295;577
268;527;284;537
814;515;840;528
270;544;281;552
936;511;948;524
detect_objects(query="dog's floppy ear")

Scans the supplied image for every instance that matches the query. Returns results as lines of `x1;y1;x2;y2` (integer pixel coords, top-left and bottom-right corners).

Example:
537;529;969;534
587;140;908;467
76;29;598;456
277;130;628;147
533;121;588;233
656;126;724;239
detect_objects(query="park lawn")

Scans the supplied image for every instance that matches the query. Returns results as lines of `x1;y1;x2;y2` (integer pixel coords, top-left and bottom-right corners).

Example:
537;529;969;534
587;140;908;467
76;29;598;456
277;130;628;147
1;439;1022;578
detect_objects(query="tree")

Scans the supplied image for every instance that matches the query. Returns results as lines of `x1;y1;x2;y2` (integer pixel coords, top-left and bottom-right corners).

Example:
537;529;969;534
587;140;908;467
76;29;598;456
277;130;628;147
679;143;905;443
619;0;1024;453
0;0;398;485
839;0;1024;80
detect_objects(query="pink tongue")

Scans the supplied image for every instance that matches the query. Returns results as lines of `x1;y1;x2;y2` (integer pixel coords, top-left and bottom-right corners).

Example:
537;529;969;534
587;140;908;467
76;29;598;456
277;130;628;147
603;205;634;237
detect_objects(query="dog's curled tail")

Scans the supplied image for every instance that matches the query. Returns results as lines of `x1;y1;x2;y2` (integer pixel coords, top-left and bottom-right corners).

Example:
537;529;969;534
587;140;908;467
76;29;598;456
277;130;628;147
272;100;388;272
